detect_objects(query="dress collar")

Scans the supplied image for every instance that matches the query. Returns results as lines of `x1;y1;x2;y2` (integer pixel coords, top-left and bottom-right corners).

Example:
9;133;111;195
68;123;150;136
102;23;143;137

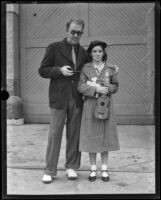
93;62;105;74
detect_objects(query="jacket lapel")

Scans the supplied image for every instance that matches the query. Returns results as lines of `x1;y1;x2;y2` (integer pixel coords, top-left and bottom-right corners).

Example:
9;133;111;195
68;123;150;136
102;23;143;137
87;62;98;78
58;39;86;70
58;39;73;63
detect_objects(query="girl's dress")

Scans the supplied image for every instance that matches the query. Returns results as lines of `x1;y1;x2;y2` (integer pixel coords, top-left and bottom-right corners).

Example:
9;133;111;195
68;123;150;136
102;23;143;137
78;62;120;153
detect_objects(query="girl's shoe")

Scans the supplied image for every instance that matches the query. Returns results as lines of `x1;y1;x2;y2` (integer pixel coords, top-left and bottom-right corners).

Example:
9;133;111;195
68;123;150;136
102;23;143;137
88;170;97;182
101;170;110;182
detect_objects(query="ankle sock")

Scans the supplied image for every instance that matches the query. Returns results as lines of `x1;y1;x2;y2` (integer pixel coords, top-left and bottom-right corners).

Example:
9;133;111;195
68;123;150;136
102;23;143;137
101;164;108;171
91;165;97;171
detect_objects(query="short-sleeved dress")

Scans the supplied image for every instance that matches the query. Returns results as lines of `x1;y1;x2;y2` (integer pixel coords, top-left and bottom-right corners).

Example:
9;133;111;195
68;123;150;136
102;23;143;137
78;62;120;153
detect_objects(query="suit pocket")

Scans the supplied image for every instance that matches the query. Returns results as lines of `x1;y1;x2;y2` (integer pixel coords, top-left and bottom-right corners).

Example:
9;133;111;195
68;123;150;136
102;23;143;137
49;81;59;103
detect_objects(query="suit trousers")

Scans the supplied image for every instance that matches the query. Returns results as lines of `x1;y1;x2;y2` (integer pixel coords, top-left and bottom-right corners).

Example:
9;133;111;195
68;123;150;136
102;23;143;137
44;92;82;176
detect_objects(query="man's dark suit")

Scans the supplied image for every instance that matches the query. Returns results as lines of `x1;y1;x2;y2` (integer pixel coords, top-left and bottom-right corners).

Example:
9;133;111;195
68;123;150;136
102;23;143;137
39;38;89;109
38;38;89;176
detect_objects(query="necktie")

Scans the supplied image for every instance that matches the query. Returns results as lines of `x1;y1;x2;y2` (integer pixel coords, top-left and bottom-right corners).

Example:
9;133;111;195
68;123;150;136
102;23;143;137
71;46;76;69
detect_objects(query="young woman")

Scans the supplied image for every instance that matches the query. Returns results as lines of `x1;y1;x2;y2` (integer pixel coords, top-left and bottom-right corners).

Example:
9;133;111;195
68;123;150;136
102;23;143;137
78;41;120;182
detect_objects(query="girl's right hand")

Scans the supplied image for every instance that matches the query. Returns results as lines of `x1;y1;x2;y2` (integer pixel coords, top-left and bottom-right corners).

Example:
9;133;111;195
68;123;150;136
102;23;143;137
96;85;108;94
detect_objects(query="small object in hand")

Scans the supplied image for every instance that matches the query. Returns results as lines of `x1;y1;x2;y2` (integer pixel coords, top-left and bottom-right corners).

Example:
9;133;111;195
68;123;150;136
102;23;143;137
67;67;73;71
73;70;81;73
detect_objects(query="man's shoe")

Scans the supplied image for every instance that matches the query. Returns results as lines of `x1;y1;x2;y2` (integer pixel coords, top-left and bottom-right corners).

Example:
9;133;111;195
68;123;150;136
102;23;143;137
101;170;110;182
66;169;77;180
42;174;53;184
88;170;97;182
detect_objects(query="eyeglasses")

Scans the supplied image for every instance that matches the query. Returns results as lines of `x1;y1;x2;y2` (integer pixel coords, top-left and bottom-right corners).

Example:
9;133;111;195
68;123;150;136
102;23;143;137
69;30;83;36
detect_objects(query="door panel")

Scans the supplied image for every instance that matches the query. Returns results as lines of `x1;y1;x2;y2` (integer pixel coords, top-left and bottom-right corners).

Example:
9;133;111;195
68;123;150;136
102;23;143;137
20;3;154;124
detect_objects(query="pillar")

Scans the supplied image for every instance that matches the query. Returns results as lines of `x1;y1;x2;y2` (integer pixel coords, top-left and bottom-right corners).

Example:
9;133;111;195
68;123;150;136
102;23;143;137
7;4;24;125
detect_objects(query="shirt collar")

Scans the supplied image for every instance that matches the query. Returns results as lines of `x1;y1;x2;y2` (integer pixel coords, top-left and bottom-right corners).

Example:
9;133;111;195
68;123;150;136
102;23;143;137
93;62;104;70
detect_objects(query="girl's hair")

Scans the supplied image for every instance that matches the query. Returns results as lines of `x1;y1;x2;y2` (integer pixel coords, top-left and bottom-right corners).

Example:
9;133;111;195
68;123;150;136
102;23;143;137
88;45;107;62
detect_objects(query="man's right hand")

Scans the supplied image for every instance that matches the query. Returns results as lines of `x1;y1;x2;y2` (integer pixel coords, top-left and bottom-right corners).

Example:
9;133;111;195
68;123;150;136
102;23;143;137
60;66;74;76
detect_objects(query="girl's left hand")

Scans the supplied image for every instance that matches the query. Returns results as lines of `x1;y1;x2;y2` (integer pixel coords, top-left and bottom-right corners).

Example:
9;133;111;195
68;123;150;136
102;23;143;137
96;85;108;94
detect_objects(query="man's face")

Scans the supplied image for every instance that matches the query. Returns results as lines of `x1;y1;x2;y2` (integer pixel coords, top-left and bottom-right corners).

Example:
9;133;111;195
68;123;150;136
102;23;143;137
66;22;83;45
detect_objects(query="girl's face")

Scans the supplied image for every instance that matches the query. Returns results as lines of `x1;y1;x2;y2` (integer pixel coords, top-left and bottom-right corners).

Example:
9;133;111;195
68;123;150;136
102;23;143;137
91;45;104;62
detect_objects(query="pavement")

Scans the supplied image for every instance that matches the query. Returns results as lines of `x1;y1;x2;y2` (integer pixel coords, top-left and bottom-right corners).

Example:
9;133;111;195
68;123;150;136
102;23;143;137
6;124;155;195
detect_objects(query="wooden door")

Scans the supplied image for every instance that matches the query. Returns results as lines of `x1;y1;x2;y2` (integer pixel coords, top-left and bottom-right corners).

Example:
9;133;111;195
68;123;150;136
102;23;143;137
20;3;155;124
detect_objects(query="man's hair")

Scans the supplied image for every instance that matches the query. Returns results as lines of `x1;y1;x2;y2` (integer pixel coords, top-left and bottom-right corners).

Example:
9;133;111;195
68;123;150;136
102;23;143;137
66;19;85;32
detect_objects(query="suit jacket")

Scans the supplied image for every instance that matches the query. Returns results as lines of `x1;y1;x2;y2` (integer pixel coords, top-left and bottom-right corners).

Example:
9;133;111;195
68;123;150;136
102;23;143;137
38;38;89;109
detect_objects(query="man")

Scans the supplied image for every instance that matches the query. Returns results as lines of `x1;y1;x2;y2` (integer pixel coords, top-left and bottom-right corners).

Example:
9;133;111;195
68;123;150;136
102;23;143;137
38;19;89;183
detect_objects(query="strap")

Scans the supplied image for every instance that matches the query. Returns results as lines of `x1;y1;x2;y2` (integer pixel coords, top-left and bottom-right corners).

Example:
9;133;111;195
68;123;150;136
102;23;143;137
101;170;108;172
90;170;97;172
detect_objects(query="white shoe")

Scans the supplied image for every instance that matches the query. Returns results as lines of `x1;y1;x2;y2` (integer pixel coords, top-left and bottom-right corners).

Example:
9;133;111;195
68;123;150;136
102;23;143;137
42;174;53;183
66;169;77;180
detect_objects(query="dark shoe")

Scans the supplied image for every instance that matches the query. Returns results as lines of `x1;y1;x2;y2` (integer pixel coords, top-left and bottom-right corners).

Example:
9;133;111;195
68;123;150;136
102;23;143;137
101;170;109;182
88;170;97;182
